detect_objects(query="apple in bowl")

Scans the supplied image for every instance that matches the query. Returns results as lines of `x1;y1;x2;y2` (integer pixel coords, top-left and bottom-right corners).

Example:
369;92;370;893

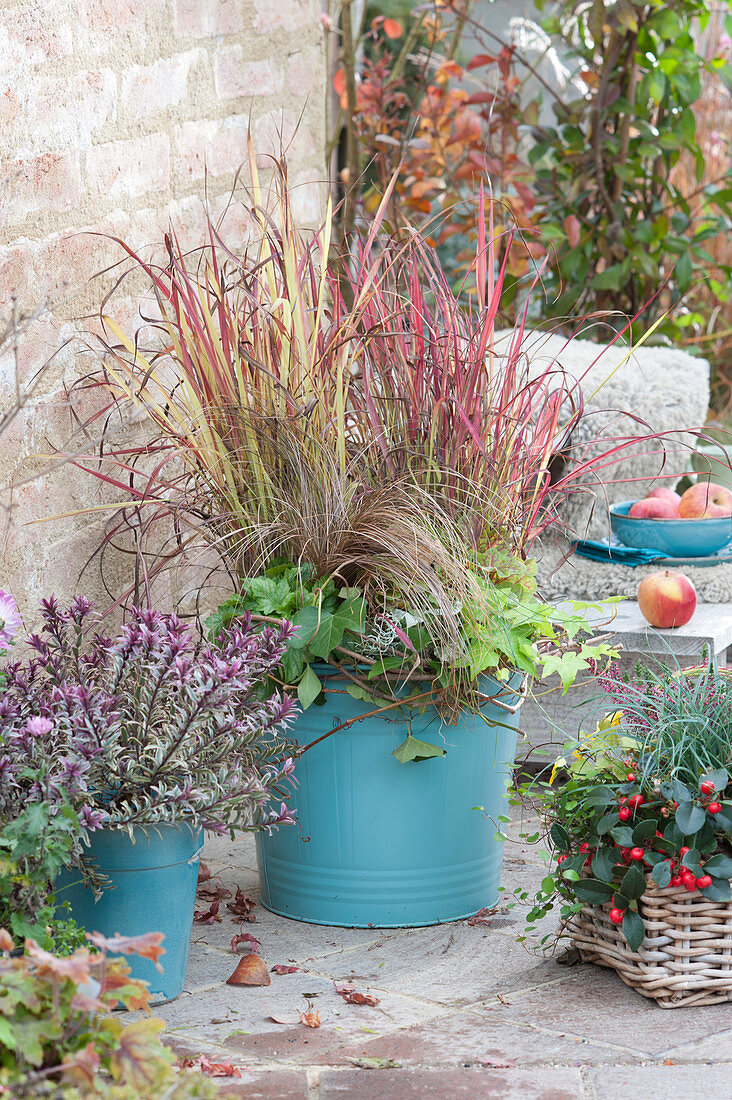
678;482;732;519
637;571;697;629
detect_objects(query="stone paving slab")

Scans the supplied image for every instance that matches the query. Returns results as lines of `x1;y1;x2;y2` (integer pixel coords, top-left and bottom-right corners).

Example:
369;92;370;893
158;820;732;1099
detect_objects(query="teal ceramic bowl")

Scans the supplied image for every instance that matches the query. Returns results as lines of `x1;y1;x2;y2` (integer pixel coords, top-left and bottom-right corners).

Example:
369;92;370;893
609;500;732;557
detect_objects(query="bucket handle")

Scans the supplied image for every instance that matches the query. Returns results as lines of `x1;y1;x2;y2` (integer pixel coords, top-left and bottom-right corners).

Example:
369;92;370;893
483;673;529;714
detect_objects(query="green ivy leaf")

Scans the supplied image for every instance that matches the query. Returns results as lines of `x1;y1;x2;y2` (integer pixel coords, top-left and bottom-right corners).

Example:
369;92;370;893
297;666;322;710
392;735;446;764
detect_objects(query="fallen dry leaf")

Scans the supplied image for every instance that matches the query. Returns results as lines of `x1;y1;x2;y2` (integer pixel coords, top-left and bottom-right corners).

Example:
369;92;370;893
271;964;299;975
197;881;232;901
333;982;380;1006
299;1009;321;1028
226;954;271;987
227;886;257;921
199;1057;242;1078
269;1012;301;1025
467;907;497;926
193;899;221;924
197;863;211;885
230;932;261;954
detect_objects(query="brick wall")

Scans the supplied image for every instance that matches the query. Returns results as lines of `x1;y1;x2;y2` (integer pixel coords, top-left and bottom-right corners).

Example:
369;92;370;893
0;0;326;621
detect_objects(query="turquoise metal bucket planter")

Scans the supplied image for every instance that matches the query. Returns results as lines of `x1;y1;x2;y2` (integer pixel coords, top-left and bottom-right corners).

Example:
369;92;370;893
55;822;203;1003
256;669;525;928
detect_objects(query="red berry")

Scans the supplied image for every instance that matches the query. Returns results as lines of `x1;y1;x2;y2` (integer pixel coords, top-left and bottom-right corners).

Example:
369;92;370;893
630;847;645;861
626;772;636;782
655;831;664;838
669;860;675;869
708;802;722;815
557;854;569;864
618;807;631;822
684;877;699;892
670;876;683;888
680;847;690;856
619;796;628;804
627;795;644;810
579;842;592;853
698;875;713;889
701;781;715;795
609;908;624;925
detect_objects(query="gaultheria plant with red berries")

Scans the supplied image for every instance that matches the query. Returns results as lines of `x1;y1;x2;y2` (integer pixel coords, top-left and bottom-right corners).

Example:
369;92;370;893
516;652;732;951
0;597;298;848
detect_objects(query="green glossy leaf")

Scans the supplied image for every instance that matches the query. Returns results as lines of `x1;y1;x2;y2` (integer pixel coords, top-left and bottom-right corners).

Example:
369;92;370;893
591;847;618;881
610;826;634;846
703;853;732;878
392;735;446;764
702;878;732;902
652;860;672;888
550;822;571;851
620;863;647;901
573;878;614;905
585;786;616;807
632;819;658;844
622;910;645;952
675;802;706;836
597;811;619;835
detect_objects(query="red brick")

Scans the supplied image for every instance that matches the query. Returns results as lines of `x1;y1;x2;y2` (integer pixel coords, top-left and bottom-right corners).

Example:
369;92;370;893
4;1;73;65
86;135;170;200
0;243;35;306
214;47;281;100
253;109;298;164
252;0;312;35
175;0;242;38
207;1068;309;1099
320;1068;584;1100
120;52;202;117
77;0;156;33
0;152;82;228
175;115;249;181
286;51;320;98
21;69;116;151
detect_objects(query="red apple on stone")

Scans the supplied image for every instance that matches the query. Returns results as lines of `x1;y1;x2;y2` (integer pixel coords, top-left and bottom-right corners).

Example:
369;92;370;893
628;497;681;519
646;487;682;507
678;481;732;518
637;571;697;629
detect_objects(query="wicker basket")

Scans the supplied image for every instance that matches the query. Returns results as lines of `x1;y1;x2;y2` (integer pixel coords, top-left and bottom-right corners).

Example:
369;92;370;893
570;880;732;1007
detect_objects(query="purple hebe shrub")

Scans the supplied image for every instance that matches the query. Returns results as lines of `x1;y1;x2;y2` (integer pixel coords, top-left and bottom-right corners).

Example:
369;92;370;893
0;597;298;840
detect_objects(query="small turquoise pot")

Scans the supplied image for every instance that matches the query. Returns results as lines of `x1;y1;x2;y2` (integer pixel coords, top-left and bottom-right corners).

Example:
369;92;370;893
55;822;203;1003
256;669;525;928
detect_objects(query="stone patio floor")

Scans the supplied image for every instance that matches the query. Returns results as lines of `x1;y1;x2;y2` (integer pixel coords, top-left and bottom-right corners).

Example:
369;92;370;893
157;809;732;1099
